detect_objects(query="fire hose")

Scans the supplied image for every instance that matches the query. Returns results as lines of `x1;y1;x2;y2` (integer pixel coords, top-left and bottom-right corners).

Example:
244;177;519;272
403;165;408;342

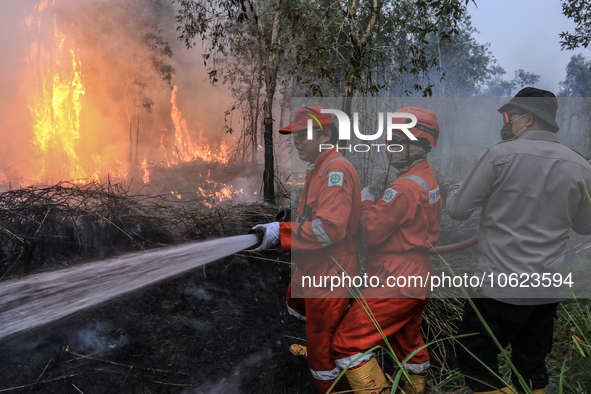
429;235;479;254
249;207;480;254
250;228;480;255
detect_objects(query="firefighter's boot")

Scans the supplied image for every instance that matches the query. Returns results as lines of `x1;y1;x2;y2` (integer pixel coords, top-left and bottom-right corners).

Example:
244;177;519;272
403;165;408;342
399;373;427;394
345;357;389;394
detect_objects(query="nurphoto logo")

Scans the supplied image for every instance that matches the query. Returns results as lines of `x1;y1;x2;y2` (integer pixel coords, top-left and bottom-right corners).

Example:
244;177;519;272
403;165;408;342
309;109;419;153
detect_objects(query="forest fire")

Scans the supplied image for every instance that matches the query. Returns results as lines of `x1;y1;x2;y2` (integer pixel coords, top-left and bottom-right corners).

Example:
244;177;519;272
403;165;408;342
26;0;87;184
198;184;245;207
168;85;230;166
140;158;150;184
13;1;234;191
2;0;591;393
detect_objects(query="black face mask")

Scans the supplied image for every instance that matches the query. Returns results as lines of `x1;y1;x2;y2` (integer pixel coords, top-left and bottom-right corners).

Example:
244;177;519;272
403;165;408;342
500;113;527;141
500;122;514;141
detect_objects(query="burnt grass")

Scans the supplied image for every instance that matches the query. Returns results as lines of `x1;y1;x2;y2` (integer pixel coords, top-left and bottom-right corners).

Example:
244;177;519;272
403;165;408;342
0;252;313;394
0;182;483;394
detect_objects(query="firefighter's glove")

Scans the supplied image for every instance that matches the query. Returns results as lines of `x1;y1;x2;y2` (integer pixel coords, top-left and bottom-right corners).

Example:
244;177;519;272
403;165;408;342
361;185;381;203
252;222;280;252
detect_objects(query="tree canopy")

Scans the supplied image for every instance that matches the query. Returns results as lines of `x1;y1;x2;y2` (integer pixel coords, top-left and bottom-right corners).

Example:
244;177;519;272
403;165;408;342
560;0;591;50
173;0;545;202
559;54;591;97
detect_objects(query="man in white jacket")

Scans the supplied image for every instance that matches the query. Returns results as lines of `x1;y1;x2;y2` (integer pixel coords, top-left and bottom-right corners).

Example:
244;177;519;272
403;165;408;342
447;87;591;394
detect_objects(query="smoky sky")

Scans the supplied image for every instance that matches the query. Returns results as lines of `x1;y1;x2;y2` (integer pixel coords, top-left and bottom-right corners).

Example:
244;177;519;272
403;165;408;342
468;0;579;92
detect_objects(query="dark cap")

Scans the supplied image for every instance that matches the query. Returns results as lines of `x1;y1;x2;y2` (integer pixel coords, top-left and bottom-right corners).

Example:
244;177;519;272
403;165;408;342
498;87;559;132
279;106;335;134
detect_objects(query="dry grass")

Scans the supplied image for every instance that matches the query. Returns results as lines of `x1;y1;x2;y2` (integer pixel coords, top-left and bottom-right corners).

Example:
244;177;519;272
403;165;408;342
0;181;279;280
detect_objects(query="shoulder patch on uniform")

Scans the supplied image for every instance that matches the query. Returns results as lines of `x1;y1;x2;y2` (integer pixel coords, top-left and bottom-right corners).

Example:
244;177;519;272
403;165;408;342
429;186;441;204
328;171;344;187
383;188;398;203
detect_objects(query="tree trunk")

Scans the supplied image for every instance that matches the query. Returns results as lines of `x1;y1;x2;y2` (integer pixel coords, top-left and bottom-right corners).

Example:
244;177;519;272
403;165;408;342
342;50;362;116
254;0;282;204
338;0;385;114
124;89;133;173
135;110;140;169
437;33;445;97
135;90;140;169
252;68;263;165
262;91;275;204
262;41;281;204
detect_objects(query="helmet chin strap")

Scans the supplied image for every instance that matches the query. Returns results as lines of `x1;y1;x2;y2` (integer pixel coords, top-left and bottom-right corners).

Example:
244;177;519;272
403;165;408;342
383;150;393;190
391;141;428;173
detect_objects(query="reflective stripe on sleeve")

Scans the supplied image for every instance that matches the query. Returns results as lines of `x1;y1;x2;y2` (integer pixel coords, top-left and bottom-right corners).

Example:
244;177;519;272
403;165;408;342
335;352;375;370
429;186;441;204
286;302;306;322
310;366;340;381
405;361;430;374
401;174;429;191
312;218;333;247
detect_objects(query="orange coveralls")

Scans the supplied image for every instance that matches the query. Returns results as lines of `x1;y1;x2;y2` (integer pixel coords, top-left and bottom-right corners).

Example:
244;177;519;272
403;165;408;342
333;160;442;376
279;147;361;393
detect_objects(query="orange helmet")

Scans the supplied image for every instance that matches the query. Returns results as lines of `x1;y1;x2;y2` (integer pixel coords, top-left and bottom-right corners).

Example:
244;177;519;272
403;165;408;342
396;106;440;147
279;106;335;134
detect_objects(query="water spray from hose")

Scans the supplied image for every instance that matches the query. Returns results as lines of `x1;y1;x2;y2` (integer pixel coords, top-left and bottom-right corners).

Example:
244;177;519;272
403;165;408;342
0;234;261;340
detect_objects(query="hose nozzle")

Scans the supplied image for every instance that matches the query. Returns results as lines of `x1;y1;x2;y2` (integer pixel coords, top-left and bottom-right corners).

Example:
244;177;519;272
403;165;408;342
248;228;265;249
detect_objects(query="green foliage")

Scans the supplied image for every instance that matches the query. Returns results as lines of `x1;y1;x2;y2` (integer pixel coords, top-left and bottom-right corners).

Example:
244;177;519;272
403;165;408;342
292;0;476;98
514;69;540;88
339;13;539;98
175;0;480;99
174;0;300;83
550;299;591;393
479;67;540;97
560;0;591;50
391;15;520;97
175;0;255;51
426;17;495;96
559;54;591;97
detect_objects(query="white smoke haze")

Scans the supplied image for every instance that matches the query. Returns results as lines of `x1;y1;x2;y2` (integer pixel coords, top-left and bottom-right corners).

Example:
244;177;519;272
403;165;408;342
66;321;128;355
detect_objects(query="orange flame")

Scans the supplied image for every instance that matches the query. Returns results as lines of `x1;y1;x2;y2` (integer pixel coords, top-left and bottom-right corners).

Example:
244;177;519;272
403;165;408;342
18;2;232;188
169;85;229;165
140;158;150;184
27;2;87;184
198;183;244;207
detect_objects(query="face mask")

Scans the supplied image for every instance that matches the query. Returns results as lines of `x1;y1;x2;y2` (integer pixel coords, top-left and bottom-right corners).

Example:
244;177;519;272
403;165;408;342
388;138;428;171
500;113;527;141
500;123;514;141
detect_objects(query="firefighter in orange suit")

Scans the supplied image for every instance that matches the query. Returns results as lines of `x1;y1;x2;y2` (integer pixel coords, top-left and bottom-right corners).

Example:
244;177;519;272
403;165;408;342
253;106;361;393
332;107;442;394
